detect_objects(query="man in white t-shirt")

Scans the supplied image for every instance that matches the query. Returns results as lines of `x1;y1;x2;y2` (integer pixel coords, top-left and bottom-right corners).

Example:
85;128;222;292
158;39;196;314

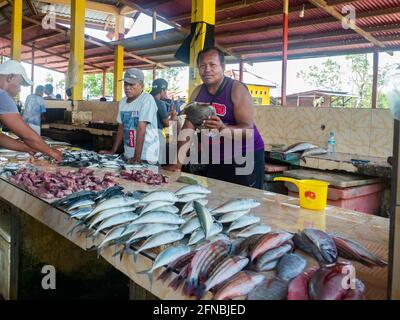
100;68;159;163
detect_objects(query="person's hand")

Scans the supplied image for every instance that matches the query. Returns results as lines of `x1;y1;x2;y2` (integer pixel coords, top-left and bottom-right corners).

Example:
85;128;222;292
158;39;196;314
99;150;114;155
50;149;63;162
169;108;177;121
203;116;225;131
128;156;141;164
164;164;182;172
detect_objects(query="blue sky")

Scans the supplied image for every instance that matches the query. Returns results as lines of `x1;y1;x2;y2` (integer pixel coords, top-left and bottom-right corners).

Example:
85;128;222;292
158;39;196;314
18;12;400;101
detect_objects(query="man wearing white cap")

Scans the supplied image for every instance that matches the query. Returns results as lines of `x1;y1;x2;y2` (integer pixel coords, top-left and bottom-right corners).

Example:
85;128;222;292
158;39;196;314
100;68;159;163
0;60;62;161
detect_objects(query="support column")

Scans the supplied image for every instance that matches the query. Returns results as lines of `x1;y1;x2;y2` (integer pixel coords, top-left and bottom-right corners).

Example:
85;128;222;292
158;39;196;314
11;0;22;61
281;0;289;106
189;0;216;96
239;60;244;82
31;46;35;94
153;65;157;81
102;70;106;97
70;0;86;101
113;46;124;102
372;48;379;109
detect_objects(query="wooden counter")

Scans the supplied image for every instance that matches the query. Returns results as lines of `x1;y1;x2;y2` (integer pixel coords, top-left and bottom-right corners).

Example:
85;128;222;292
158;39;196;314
43;124;115;137
0;161;389;300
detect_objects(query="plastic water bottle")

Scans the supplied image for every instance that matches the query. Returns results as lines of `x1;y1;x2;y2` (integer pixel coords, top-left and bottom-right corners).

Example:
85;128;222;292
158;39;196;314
327;131;336;156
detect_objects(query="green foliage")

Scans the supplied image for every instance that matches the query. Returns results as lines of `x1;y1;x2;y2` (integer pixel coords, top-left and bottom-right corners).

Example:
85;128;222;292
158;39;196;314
83;73;113;99
45;73;54;84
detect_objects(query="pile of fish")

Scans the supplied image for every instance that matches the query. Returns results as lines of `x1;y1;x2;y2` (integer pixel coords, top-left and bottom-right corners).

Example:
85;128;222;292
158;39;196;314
60;151;124;169
53;182;386;301
9;167;118;199
282;142;327;160
120;169;168;185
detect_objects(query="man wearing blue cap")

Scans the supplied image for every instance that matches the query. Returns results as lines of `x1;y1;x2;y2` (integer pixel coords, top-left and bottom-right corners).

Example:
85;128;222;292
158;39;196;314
100;68;159;164
23;85;47;135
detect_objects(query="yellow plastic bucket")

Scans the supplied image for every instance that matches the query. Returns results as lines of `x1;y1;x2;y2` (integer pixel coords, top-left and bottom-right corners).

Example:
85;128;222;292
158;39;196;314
274;177;329;210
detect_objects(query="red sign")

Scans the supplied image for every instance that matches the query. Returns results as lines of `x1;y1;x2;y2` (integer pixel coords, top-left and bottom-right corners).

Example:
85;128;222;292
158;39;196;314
128;130;135;147
212;103;227;116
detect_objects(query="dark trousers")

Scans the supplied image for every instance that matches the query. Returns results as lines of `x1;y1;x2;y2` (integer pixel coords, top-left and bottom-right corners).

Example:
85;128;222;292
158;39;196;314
206;149;265;189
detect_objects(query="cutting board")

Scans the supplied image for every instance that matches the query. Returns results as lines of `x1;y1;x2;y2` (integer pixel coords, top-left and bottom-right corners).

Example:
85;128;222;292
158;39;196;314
282;169;383;188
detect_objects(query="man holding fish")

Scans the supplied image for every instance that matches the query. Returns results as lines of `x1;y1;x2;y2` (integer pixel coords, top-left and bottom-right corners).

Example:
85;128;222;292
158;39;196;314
165;47;265;189
100;68;160;164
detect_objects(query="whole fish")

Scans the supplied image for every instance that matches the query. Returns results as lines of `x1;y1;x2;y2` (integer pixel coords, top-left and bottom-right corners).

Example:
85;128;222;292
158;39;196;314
227;215;260;233
88;196;139;218
193;201;214;238
255;243;293;272
175;184;211;196
332;235;387;267
127;223;179;243
119;222;142;238
218;209;251;224
183;240;230;296
156;205;179;214
256;259;279;271
96;225;127;250
236;224;271;238
308;266;348;300
128;211;185;225
135;230;185;257
181;199;209;216
138;244;191;284
250;232;294;262
283;142;318;155
88;206;137;228
140;191;179;203
157;251;195;283
69;206;93;220
301;148;327;159
303;228;337;265
277;253;307;281
287;267;318;300
67;199;95;212
93;212;138;236
188;222;223;246
180;216;201;235
293;232;327;265
247;278;289;300
231;234;264;257
94;186;124;202
138;201;175;216
212;199;260;215
177;193;208;203
213;271;265;300
52;190;96;207
180;101;216;128
195;256;249;299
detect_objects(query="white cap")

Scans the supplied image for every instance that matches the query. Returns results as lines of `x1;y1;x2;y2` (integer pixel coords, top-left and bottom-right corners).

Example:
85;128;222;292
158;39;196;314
0;60;33;86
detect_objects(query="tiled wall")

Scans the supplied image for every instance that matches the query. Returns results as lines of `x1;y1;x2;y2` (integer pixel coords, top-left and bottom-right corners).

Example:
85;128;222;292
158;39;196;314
254;107;394;158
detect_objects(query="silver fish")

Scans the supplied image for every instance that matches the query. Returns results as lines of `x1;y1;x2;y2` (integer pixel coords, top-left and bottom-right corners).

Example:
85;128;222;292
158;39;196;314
93;212;138;236
88;206;137;228
180;101;216;128
175;185;211;197
155;205;179;214
194;234;231;251
177;193;208;203
227;215;261;233
140;191;179;203
283;142;318;155
69;206;93;220
180;216;201;235
218;209;251;224
96;225;127;250
181;199;208;215
138;245;191;284
193;201;214;238
136;230;185;255
127;223;179;243
128;211;185;225
67;199;95;212
88;196;139;218
301;147;327;159
139;201;175;215
188;222;223;246
212;199;260;215
236;224;272;238
255;243;293;272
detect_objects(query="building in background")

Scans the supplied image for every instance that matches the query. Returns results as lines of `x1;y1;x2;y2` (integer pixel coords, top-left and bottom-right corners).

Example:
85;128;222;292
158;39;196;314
285;90;358;108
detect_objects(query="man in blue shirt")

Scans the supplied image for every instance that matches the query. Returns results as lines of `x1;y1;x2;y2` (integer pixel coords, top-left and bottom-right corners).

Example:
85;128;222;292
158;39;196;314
23;85;46;135
0;60;61;161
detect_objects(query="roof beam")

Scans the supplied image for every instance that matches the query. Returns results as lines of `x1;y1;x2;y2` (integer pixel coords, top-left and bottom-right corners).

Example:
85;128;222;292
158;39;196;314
36;0;120;15
142;0;171;10
25;0;38;16
307;0;388;50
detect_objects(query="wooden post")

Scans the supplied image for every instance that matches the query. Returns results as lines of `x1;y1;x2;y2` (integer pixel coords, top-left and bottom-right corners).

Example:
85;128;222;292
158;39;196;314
113;46;124;102
31;46;35;95
153;65;157;81
70;0;86;101
239;60;244;82
11;0;22;61
281;0;289;106
102;70;106;97
372;48;379;109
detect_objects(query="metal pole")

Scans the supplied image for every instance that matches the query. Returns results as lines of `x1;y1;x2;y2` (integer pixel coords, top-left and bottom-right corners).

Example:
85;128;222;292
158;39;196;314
31;45;35;94
239;60;244;82
281;0;289;106
372;48;379;109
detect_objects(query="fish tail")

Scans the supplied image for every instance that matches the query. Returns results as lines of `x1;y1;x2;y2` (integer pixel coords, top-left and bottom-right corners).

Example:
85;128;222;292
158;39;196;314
193;285;206;300
137;269;154;285
157;268;171;282
169;275;184;291
182;280;195;296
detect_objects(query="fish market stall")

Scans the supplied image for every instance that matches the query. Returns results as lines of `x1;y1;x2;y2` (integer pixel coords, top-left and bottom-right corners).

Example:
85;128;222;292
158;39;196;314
0;149;389;300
